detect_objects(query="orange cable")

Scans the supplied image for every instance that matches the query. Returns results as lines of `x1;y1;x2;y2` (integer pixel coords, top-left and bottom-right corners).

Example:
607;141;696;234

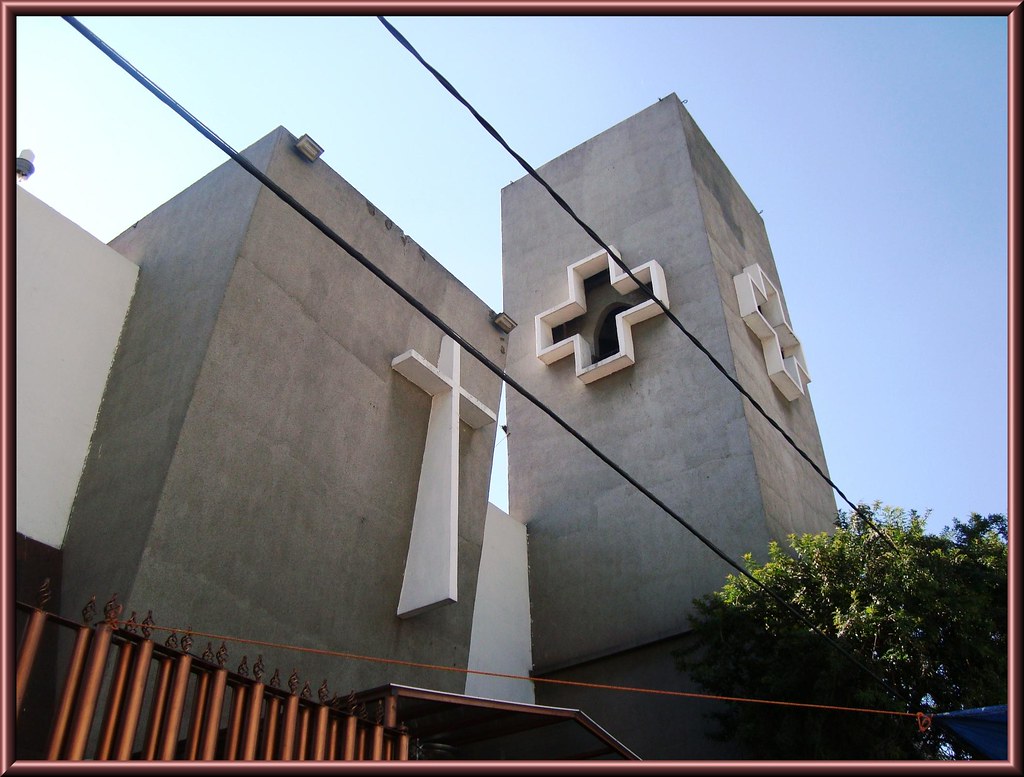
112;618;926;723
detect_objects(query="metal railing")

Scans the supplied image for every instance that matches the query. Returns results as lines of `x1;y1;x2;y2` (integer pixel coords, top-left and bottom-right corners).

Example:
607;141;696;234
15;585;409;761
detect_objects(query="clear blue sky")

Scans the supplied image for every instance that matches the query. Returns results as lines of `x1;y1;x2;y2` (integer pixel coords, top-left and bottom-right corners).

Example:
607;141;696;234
15;15;1007;537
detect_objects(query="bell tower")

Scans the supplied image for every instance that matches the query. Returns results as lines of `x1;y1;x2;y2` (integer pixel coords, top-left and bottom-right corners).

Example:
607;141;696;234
500;95;836;757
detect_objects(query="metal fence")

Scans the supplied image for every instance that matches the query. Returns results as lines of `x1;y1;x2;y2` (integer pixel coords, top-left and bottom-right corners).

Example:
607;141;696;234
15;585;409;761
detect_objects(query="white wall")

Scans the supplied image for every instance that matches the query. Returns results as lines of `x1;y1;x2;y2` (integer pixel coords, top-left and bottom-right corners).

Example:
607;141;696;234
16;186;138;548
465;503;535;703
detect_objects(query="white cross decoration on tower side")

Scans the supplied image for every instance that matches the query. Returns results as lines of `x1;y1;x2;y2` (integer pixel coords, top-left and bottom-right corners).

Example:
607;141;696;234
391;335;497;618
535;247;669;384
733;263;810;401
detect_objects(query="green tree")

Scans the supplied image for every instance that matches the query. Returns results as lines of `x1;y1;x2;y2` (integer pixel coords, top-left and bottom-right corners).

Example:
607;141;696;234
674;505;1007;759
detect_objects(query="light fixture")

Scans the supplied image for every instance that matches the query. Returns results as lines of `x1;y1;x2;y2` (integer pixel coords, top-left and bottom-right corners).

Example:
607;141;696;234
294;134;324;162
491;311;517;334
16;149;35;182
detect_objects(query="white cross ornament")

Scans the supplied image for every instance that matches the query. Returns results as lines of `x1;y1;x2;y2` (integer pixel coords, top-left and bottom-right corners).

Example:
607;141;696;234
733;263;810;401
391;335;497;618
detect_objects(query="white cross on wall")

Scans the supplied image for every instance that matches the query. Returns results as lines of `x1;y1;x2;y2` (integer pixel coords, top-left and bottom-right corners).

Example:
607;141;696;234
733;263;811;401
391;335;497;618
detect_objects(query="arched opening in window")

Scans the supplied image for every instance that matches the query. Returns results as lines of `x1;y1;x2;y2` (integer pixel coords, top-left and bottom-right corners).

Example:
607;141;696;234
594;304;630;361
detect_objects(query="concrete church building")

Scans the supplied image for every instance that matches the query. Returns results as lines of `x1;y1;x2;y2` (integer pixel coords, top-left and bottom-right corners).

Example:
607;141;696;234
29;125;522;702
15;95;835;760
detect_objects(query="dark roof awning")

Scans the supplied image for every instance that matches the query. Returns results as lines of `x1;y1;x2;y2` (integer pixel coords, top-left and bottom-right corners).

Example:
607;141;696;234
933;705;1007;760
353;684;640;760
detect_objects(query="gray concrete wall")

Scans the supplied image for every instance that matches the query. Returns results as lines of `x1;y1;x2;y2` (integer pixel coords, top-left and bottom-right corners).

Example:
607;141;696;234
465;503;535;703
502;97;773;672
15;188;138;550
533;634;741;760
677;106;836;538
62;127;506;695
60;131;274;615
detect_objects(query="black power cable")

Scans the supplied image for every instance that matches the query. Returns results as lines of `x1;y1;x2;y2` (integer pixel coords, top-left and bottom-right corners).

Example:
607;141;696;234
376;16;900;555
61;15;910;709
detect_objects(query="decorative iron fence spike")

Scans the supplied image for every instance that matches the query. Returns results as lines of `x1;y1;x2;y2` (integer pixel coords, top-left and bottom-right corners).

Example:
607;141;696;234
165;631;179;650
346;690;357;715
103;593;122;627
216;642;228;667
270;668;281;688
318;680;329;704
181;626;193;654
38;578;52;608
288;670;299;695
82;596;96;624
237;656;249;678
254;655;265;682
202;642;214;663
301;681;311;700
124;611;139;633
141;610;154;638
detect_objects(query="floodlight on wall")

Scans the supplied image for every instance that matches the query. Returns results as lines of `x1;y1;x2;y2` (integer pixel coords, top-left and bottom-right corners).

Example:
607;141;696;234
294;134;324;162
16;149;35;182
491;311;517;334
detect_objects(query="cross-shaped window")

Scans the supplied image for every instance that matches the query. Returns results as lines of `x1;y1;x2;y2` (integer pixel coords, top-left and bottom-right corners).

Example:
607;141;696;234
535;248;670;384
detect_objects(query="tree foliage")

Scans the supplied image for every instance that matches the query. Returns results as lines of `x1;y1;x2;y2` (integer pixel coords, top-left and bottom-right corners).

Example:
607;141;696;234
674;505;1007;759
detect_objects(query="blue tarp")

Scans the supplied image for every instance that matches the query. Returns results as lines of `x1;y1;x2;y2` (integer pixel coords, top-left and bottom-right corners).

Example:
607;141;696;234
932;705;1007;760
